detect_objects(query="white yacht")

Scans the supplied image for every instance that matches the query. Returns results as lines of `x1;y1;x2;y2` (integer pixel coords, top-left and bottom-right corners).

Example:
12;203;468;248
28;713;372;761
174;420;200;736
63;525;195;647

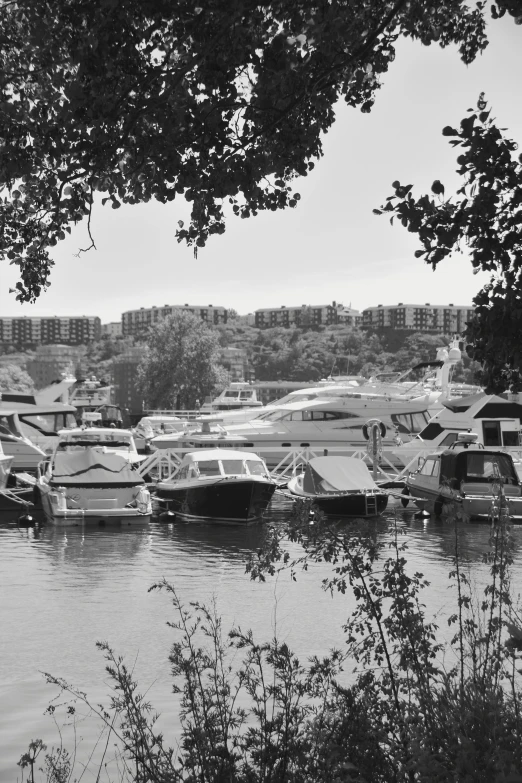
199;382;263;413
36;438;151;525
0;393;78;455
151;395;431;467
392;392;522;470
0;409;47;473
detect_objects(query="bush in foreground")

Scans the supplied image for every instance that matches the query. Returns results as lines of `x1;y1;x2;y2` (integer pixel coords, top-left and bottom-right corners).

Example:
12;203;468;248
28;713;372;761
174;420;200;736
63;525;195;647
18;511;522;782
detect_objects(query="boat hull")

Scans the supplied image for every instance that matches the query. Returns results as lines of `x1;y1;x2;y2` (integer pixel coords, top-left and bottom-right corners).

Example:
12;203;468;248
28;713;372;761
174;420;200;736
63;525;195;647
404;483;522;521
311;492;388;517
155;478;276;524
38;484;152;526
287;480;388;517
1;439;46;474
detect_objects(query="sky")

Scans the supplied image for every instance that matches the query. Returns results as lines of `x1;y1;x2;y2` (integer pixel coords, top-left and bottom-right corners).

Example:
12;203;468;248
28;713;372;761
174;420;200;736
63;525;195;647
1;15;521;324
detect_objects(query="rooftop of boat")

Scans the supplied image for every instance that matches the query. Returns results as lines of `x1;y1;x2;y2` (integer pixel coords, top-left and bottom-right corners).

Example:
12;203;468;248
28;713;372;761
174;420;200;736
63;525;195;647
180;449;266;463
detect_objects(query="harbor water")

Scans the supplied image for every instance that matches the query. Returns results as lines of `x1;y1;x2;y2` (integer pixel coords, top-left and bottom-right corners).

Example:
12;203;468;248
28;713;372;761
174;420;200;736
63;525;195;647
1;494;521;780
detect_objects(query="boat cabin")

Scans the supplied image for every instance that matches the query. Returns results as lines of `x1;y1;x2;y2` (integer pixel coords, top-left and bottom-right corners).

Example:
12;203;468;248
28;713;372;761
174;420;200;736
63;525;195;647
416;446;520;491
55;427;142;463
415;393;522;450
175;449;270;480
201;385;262;412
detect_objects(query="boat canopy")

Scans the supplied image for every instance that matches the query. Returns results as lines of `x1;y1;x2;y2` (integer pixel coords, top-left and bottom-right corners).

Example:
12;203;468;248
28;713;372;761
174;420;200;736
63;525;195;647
50;449;144;487
302;456;379;495
182;448;265;464
442;393;522;422
441;392;489;412
439;449;519;485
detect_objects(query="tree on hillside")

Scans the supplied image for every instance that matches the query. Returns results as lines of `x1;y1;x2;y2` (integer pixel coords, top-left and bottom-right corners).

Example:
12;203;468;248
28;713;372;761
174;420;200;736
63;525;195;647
379;96;522;392
137;312;228;409
0;363;35;393
3;0;515;303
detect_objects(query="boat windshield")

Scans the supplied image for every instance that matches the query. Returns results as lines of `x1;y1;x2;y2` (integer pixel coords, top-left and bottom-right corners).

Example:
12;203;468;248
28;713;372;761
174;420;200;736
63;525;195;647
58;433;133;450
246;460;269;477
19;412;77;435
192;458;269;477
221;459;247;475
0;414;23;441
196;460;222;476
255;410;291;422
391;411;430;434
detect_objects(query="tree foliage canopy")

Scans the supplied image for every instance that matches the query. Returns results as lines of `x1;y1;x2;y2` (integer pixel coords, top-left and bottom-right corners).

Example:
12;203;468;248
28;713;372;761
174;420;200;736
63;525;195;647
380;95;522;392
0;362;34;392
3;0;514;301
137;311;227;409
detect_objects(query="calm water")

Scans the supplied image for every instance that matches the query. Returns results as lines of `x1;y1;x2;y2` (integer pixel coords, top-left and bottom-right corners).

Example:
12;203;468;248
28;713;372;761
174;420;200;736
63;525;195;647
2;494;521;781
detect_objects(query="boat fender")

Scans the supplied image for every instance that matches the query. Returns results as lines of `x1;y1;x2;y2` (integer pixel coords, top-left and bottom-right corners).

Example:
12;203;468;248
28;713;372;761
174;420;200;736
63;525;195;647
50;488;67;512
136;487;151;514
362;421;387;440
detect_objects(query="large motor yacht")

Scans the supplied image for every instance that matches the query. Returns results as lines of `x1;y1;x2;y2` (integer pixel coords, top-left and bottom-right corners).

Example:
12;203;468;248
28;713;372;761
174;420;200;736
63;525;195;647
392;392;522;470
151;395;431;467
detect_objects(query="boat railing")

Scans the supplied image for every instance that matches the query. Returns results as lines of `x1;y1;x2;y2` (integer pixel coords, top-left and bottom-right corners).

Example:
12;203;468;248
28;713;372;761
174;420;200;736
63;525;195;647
135;446;436;484
142;409;202;420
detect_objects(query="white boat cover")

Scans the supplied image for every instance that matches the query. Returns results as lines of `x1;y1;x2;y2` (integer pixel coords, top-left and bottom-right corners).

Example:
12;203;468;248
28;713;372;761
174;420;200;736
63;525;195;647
302;456;379;494
51;449;144;486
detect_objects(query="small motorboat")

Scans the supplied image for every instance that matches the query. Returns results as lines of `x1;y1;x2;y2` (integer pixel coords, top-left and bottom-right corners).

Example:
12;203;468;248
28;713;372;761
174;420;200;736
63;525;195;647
36;448;152;525
154;449;277;524
286;456;389;517
403;432;522;521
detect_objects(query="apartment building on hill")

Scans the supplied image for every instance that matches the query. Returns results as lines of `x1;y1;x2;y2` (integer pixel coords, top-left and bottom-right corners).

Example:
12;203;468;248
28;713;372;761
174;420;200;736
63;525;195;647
362;303;474;333
0;316;101;347
122;304;228;337
254;302;362;329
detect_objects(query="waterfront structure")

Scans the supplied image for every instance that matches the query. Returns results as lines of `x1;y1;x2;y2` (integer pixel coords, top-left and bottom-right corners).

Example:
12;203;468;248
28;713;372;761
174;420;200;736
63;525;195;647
101;322;123;338
26;344;81;389
121;304;228;337
0;316;101;347
254;302;362;329
362;303;474;333
112;346;147;418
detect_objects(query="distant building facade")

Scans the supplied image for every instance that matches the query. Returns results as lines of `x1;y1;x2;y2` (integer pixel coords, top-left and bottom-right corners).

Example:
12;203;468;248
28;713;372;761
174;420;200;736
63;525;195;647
26;345;81;389
101;322;123;338
121;304;228;338
217;347;254;382
254;302;361;329
362;303;475;333
0;316;101;347
112;346;147;419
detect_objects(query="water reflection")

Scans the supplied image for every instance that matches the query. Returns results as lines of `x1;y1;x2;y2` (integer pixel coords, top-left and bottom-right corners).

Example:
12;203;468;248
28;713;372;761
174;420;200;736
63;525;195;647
2;498;522;782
